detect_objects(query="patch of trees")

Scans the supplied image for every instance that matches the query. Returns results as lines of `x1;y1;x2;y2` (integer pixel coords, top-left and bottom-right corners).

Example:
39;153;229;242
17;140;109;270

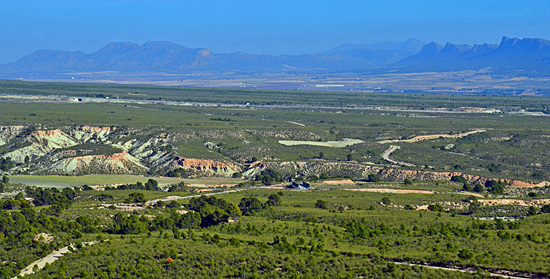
239;194;282;216
0;158;14;172
315;199;327;209
531;170;545;180
366;174;380;182
168;182;187;192
109;212;150;234
28;236;424;279
264;194;282;207
97;193;114;201
0;205;82;242
344;218;394;239
108;208;203;235
85;93;105;98
463;180;503;194
462;183;473;192
166;168;186;178
105;179;160;191
484;180;506;194
210;117;232;121
486;163;503;173
125;192;146;204
428;204;444;212
81;184;94;191
75;216;100;233
0;198;32;210
255;169;284;185
238;197;263;215
187;196;241;227
451;175;468;184
154;200;180;209
25;187;75;209
473;183;485;193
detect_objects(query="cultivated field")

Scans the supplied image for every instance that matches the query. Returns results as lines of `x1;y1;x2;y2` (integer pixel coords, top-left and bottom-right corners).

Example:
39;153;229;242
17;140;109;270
9;175;244;188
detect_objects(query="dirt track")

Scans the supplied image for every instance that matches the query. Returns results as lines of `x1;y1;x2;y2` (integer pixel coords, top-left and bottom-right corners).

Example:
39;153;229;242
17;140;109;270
478;199;550;206
16;241;99;278
343;188;434;194
377;129;486;144
380;145;416;167
394;261;531;279
144;190;241;206
321;179;355;185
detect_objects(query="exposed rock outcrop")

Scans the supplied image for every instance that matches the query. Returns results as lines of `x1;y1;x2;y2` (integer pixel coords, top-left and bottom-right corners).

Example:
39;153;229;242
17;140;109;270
1;125;548;187
257;161;549;187
47;152;147;175
4;129;78;164
72;126;114;142
173;157;241;177
1;125;176;175
0;125;25;146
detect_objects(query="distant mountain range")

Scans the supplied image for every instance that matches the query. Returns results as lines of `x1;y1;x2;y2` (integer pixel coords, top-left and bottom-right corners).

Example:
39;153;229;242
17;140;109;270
321;38;425;66
1;36;549;78
399;37;550;72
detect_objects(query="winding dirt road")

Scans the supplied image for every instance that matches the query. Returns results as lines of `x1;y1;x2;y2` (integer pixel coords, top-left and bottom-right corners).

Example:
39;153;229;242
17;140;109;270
380;145;416;167
377;129;486;144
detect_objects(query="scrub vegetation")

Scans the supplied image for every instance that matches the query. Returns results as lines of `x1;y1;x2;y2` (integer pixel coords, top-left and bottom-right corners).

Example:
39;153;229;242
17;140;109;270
1;81;550;278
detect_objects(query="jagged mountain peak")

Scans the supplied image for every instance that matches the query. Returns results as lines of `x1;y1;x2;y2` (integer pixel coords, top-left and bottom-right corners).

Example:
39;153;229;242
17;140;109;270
498;36;550;51
441;43;472;54
417;42;443;56
397;36;550;71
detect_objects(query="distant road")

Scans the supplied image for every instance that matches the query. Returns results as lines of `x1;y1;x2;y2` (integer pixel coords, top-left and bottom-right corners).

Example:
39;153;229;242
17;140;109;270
2;93;546;116
377;129;486;144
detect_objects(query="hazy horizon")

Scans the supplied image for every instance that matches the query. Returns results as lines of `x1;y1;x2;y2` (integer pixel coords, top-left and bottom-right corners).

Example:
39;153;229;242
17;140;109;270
1;0;550;63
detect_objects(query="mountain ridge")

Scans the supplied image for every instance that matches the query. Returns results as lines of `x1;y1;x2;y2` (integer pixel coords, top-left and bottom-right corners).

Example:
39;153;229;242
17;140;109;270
1;36;549;77
398;36;550;71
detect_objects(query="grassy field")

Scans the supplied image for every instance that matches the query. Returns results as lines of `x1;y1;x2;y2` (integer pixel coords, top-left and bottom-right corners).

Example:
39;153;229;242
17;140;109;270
9;175;245;188
278;138;364;147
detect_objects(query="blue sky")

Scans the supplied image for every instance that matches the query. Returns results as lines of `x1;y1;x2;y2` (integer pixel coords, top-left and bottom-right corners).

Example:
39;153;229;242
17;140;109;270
1;0;549;63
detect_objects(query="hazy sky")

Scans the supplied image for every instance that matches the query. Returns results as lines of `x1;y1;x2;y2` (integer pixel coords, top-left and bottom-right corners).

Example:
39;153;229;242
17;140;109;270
1;0;549;63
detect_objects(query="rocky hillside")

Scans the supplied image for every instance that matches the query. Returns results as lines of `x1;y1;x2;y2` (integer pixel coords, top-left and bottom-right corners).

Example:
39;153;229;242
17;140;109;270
1;125;547;187
0;125;226;176
249;161;549;187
